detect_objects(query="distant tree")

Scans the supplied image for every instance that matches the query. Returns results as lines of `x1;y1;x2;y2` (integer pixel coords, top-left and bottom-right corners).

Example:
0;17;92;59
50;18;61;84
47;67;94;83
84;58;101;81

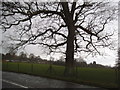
29;53;35;62
93;61;96;65
92;61;97;67
88;63;93;67
59;56;65;62
2;53;5;60
35;56;42;63
79;62;87;67
53;60;65;66
2;45;18;60
19;52;27;62
5;53;12;60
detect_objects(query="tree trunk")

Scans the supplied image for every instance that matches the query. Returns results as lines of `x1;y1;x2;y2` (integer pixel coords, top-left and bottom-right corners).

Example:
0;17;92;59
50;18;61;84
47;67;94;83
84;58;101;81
64;16;76;76
61;2;76;76
64;24;75;76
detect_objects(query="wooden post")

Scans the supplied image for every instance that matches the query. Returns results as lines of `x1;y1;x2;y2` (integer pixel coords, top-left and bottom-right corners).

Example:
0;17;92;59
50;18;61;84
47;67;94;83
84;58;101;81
18;62;19;72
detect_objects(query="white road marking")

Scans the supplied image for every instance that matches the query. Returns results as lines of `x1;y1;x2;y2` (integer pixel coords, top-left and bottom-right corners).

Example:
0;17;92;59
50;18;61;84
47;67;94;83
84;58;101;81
2;79;28;88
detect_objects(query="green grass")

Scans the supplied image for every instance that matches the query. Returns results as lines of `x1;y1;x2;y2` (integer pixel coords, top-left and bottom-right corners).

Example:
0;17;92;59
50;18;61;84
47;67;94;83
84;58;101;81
2;62;119;88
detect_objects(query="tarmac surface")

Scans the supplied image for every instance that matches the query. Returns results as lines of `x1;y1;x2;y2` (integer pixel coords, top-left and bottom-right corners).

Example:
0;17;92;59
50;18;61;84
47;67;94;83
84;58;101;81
2;71;106;89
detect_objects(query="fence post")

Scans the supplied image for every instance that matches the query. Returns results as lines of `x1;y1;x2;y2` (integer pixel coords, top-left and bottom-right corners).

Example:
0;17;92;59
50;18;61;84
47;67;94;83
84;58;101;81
18;62;19;72
31;63;33;74
7;62;8;71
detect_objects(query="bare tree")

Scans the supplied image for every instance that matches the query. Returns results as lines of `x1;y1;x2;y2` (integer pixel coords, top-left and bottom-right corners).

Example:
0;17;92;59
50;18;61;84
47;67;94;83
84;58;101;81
29;53;35;62
1;0;117;76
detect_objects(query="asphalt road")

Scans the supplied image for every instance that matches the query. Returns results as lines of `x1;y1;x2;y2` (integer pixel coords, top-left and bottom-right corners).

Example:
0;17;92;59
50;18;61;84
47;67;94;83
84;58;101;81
2;81;23;88
2;71;106;89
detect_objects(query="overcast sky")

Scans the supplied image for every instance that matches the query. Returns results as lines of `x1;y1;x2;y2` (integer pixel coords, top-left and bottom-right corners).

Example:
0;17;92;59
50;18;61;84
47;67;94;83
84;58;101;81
22;20;118;67
0;0;119;67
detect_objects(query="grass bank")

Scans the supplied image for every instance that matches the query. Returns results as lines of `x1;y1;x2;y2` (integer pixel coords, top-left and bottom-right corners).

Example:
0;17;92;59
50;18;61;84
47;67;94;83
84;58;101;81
2;62;119;89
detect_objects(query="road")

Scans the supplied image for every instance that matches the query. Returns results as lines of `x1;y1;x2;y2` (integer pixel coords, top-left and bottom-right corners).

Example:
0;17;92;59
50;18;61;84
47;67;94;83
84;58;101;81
2;71;106;89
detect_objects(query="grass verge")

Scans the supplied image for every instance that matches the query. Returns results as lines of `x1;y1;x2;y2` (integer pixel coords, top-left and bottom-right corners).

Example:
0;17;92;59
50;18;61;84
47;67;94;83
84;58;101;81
2;62;119;89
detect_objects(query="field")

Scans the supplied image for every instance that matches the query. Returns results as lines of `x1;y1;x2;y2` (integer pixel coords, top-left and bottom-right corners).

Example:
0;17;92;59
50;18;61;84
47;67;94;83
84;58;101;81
2;62;119;88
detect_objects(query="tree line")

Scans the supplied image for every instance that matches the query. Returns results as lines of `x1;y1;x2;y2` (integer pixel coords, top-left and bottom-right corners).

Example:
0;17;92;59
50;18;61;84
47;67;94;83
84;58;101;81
1;52;42;63
1;52;111;68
